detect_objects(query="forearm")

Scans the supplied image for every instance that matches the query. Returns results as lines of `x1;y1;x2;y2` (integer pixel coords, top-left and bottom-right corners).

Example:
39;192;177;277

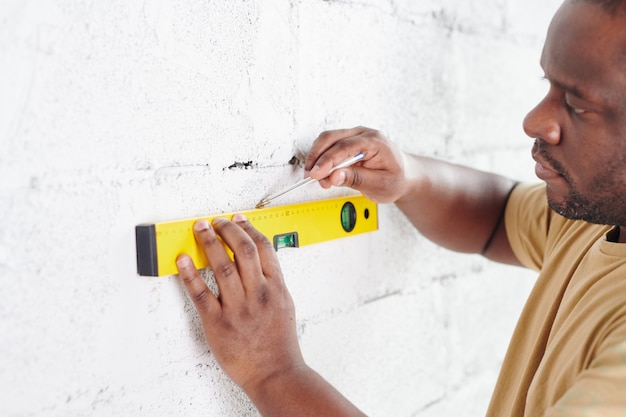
303;127;518;260
245;365;367;417
395;154;517;254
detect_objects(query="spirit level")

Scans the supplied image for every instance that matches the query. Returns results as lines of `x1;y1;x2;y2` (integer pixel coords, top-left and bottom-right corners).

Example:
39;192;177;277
135;195;378;277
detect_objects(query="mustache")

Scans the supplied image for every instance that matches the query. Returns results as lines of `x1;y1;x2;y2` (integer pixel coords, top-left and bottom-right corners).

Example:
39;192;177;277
534;141;569;179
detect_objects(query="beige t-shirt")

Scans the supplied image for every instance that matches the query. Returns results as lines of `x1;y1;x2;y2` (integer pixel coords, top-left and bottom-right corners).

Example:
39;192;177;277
486;183;626;417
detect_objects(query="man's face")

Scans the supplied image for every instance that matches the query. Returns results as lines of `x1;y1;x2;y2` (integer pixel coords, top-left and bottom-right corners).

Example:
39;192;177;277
523;0;626;225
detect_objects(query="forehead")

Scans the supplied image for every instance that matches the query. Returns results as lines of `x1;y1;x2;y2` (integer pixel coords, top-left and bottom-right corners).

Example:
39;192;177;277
541;1;626;103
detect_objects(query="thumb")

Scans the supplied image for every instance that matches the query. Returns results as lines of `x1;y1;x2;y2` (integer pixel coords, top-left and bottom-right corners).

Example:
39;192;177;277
325;166;401;203
176;254;221;318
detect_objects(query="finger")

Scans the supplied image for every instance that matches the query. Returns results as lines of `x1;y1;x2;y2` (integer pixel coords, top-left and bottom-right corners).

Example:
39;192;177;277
212;216;266;292
304;127;367;174
318;166;362;190
325;165;400;203
193;219;245;305
306;128;391;182
232;214;284;285
176;254;220;319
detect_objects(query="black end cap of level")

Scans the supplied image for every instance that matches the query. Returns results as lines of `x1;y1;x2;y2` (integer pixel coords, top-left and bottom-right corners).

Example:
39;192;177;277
136;224;158;277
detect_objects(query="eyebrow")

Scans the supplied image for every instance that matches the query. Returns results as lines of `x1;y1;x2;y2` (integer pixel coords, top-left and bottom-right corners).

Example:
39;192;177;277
539;56;598;103
548;77;594;102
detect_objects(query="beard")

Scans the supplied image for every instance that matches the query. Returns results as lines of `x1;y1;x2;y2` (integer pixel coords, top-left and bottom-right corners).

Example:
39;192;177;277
544;166;626;226
539;147;626;226
547;188;622;225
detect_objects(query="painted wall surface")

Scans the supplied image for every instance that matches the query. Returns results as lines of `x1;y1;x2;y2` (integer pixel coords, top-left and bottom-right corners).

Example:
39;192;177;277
1;0;562;416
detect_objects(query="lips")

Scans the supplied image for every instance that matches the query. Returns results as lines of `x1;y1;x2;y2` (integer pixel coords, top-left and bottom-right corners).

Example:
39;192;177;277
534;160;562;181
532;144;563;181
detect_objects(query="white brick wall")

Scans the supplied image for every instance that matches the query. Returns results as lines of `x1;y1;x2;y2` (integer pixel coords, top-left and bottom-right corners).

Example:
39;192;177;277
0;0;561;416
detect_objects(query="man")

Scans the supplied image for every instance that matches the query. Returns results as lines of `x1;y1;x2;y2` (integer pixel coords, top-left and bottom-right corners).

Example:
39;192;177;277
175;0;626;415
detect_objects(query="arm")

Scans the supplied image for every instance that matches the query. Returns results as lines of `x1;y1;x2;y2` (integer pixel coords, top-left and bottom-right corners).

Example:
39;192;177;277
176;215;367;417
304;127;521;265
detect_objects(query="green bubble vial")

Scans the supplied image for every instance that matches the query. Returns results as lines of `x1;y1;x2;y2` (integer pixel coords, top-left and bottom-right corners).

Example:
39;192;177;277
273;232;299;250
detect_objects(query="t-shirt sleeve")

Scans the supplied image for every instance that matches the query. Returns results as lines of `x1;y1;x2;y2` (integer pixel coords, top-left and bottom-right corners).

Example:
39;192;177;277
504;182;552;271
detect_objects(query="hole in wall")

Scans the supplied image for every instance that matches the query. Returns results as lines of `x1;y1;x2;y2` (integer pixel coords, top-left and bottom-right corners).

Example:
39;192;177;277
225;161;256;170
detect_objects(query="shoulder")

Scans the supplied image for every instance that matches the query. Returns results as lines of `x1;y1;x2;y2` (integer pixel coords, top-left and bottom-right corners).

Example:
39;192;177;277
504;183;610;270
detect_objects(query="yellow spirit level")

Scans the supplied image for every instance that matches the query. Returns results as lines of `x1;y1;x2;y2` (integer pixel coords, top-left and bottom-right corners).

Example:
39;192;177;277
135;195;378;277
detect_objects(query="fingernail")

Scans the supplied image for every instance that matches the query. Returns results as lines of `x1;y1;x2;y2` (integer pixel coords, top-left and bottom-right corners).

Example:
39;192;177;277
336;171;346;186
212;217;227;225
194;219;210;232
232;213;247;222
310;165;320;176
176;254;191;268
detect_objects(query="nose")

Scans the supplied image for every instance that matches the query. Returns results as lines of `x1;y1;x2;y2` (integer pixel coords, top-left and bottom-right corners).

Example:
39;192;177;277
523;96;561;145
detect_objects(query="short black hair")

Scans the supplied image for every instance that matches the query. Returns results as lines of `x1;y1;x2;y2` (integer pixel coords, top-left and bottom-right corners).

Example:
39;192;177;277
577;0;626;15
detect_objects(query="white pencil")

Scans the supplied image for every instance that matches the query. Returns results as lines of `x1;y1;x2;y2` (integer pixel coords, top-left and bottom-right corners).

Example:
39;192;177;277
255;152;365;209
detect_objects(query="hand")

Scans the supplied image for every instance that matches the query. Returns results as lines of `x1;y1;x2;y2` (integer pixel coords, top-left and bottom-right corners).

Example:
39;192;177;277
176;214;304;393
304;127;410;203
177;215;369;416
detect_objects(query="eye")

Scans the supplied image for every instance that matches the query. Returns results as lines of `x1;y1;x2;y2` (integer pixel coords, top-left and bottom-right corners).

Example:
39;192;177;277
564;99;587;115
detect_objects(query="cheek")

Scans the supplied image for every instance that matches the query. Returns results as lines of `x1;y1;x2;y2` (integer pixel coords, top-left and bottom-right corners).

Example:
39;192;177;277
560;108;626;183
578;148;626;192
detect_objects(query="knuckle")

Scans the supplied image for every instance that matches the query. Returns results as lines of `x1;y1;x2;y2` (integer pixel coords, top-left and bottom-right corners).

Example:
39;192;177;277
350;169;363;188
333;138;352;152
241;222;273;250
253;232;273;249
256;285;271;306
193;287;213;308
237;239;257;258
362;127;382;142
215;262;237;278
181;270;196;284
198;230;220;248
304;152;316;165
317;129;333;141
